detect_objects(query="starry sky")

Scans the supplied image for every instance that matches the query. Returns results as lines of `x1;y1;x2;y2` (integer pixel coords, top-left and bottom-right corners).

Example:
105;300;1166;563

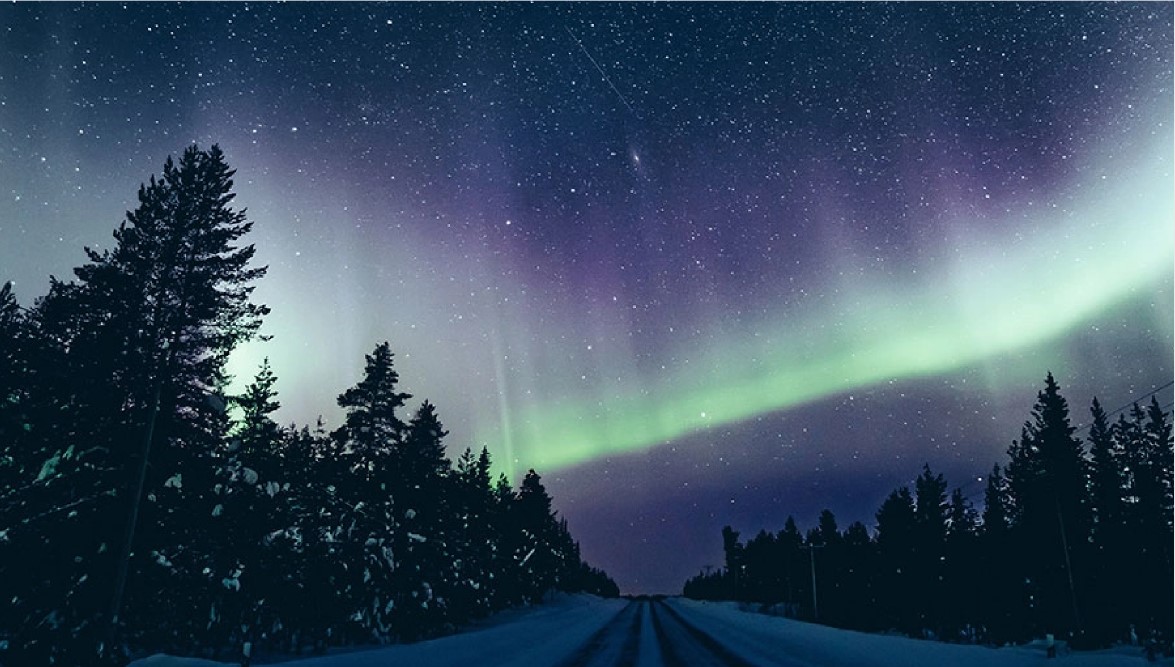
1;3;1172;594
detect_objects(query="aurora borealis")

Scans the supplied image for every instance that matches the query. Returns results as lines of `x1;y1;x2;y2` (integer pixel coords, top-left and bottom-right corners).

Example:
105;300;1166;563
1;3;1172;593
481;127;1174;471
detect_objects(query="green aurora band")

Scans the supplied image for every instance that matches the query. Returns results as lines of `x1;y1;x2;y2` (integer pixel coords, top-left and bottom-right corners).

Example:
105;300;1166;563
480;128;1175;474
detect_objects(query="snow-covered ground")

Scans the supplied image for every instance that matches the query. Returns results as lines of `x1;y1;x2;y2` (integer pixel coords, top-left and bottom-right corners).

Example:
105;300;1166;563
667;598;1169;667
129;594;628;667
129;595;1170;667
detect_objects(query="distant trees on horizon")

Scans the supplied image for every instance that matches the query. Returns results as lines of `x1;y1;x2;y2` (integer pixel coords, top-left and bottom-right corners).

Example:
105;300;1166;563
0;145;617;667
684;374;1173;652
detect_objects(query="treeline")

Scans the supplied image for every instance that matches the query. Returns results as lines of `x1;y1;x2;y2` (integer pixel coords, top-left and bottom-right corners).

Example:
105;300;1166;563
684;374;1173;651
0;145;617;667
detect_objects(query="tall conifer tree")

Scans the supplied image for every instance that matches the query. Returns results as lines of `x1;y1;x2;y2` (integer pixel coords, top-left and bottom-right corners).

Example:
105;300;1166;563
1005;373;1089;638
2;145;268;663
1085;397;1128;642
874;486;916;632
328;342;411;642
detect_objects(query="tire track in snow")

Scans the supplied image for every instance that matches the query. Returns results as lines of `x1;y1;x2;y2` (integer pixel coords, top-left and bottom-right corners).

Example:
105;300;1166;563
613;600;643;666
650;598;758;667
554;599;640;667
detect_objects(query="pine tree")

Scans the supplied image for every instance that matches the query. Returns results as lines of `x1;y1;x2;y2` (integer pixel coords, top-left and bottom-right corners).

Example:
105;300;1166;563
0;282;33;467
1;145;268;664
1087;398;1123;543
205;360;286;656
1141;398;1173;536
334;342;411;448
912;464;949;635
233;358;282;460
394;401;454;638
510;470;576;604
812;510;845;625
946;488;978;543
328;342;412;643
742;529;778;603
572;562;620;598
401;401;449;482
1005;373;1089;639
0;283;59;655
550;516;582;592
451;447;497;618
943;488;979;639
874;486;917;632
817;508;841;547
981;464;1010;536
720;525;744;597
489;472;521;607
777;516;806;611
281;420;338;653
977;463;1020;642
840;520;877;631
1142;398;1173;639
1118;400;1175;640
1085;397;1128;642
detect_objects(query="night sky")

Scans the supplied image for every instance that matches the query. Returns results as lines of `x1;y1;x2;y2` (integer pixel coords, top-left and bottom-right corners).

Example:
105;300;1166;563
1;3;1172;594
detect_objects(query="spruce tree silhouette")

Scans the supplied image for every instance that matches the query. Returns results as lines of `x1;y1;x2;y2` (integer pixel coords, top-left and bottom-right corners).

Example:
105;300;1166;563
0;144;269;664
206;360;286;656
1085;397;1128;642
328;341;411;643
1005;373;1089;638
1121;400;1174;640
912;464;948;635
874;486;916;632
512;470;563;602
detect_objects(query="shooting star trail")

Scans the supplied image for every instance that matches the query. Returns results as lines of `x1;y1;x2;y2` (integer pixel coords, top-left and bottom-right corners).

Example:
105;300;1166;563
565;25;638;117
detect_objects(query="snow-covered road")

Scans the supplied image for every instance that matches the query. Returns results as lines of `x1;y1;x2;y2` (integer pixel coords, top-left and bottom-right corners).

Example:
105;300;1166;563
557;597;759;666
132;595;1168;667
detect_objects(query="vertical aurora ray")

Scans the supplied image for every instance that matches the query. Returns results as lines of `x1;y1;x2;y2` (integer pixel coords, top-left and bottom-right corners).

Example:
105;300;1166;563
490;324;516;469
479;124;1175;473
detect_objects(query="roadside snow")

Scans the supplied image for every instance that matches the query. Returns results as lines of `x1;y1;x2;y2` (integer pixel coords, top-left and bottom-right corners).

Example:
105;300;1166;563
665;598;1170;667
129;657;231;667
128;594;628;667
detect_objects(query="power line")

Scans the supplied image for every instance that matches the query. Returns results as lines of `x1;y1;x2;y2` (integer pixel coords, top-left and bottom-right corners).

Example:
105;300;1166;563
962;386;1174;505
1073;379;1174;433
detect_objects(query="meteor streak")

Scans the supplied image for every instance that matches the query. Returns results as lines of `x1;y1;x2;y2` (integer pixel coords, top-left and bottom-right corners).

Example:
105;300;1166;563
565;25;639;117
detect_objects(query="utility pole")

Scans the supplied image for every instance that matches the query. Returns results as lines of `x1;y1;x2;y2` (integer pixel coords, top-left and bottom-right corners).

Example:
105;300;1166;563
1055;497;1082;633
807;544;823;622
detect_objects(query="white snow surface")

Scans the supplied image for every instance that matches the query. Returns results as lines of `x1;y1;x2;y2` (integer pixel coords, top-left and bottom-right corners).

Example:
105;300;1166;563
127;595;1169;667
665;598;1170;667
128;594;626;667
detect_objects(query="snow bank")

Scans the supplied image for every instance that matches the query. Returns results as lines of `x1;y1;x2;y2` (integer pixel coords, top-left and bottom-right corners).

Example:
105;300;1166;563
129;656;234;667
128;594;627;667
666;598;1171;667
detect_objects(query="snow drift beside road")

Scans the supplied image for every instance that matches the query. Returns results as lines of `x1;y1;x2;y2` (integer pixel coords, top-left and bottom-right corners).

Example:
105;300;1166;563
128;594;628;667
666;598;1170;667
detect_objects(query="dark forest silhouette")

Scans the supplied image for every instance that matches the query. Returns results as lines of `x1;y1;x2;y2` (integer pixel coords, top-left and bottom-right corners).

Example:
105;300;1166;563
0;146;617;666
684;375;1173;654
